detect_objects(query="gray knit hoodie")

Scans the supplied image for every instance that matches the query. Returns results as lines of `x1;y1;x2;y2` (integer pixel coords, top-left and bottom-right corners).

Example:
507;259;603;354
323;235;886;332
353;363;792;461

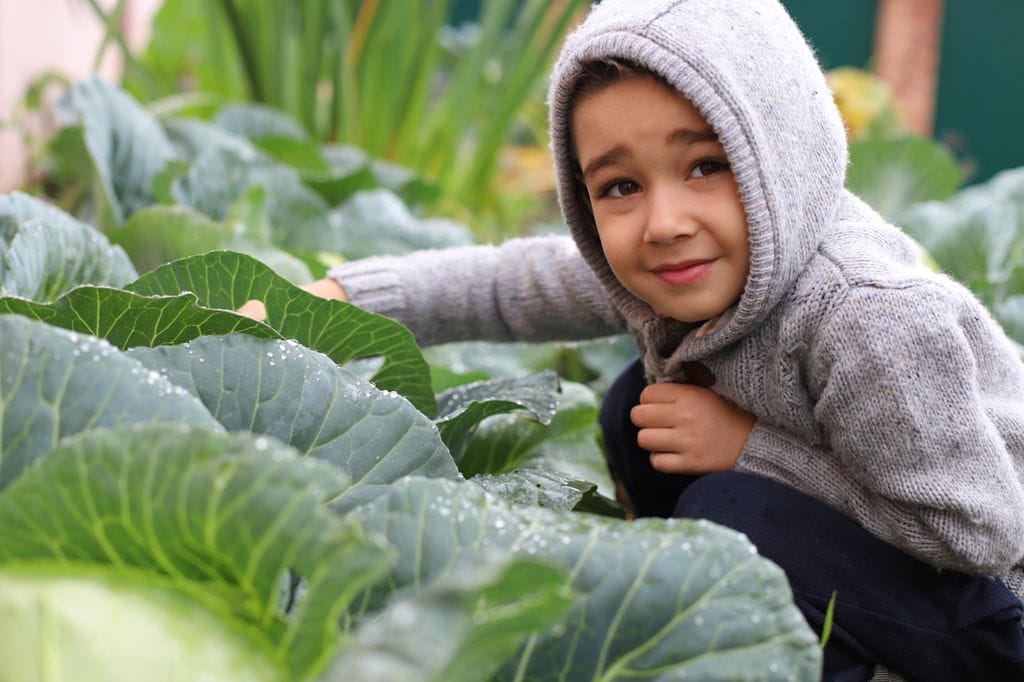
332;0;1024;597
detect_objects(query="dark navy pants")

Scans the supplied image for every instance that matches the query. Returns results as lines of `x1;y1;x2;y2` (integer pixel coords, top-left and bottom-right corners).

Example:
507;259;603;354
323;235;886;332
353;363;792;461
600;359;1024;681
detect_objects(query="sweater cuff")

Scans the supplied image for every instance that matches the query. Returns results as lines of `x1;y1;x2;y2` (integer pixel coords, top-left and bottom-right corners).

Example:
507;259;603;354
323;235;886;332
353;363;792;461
326;258;407;319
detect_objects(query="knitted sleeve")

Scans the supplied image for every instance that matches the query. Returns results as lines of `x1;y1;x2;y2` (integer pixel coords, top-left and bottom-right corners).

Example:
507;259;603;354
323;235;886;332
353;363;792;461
326;235;625;346
745;284;1024;575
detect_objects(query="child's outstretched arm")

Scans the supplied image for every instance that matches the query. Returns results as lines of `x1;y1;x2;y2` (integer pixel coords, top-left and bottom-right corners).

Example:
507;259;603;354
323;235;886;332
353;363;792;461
241;235;625;346
631;382;756;474
740;284;1024;576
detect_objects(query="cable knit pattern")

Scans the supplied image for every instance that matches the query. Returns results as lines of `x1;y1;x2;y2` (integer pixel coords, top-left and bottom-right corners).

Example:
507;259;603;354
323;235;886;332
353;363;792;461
330;0;1024;596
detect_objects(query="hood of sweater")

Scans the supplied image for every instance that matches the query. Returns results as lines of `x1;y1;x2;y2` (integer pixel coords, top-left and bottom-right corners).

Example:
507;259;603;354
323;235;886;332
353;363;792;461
548;0;849;367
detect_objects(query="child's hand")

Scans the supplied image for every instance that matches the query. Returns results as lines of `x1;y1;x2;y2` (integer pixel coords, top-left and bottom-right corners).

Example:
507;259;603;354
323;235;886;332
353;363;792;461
237;278;348;321
630;382;756;474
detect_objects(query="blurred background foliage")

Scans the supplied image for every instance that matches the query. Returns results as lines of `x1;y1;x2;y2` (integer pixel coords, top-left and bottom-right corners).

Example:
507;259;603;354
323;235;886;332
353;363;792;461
12;0;1024;357
71;0;587;239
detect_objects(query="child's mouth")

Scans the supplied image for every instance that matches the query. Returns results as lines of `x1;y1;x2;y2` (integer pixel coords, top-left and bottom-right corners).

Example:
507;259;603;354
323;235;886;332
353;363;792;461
652;259;715;285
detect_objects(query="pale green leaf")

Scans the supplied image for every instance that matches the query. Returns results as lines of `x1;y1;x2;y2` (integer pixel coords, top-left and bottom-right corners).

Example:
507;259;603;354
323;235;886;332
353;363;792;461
846;135;962;221
325;557;571;682
0;424;391;679
0;192;138;301
353;477;822;681
215;103;309;141
59;78;176;224
128;334;458;512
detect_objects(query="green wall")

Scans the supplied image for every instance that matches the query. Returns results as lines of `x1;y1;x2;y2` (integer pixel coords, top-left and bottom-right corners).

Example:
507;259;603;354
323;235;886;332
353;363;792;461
783;0;1024;184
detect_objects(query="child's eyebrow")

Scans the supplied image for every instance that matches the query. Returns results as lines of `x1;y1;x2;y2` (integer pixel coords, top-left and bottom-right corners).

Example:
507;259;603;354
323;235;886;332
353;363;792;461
581;146;628;182
668;128;719;146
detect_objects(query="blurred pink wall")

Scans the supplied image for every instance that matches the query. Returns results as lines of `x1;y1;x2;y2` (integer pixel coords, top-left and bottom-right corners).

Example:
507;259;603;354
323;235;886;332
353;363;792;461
0;0;162;192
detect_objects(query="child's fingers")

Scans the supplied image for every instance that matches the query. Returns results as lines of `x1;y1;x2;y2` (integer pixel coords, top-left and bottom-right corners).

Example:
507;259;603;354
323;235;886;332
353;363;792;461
237;299;268;321
630;402;685;429
639;382;703;404
649;452;691;473
636;426;684;453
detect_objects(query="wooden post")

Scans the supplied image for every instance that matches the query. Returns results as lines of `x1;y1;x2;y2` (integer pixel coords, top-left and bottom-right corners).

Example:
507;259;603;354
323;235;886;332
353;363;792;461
873;0;945;137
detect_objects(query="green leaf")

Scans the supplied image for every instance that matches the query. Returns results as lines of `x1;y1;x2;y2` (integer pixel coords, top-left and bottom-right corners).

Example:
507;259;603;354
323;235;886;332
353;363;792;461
128;334;459;512
307;145;380;206
169;144;332;248
901;166;1024;307
58;78;177;225
164;117;257;162
256;136;332;173
109;204;232;274
0;287;276;349
846;135;962;221
459;381;598;478
436;371;558;463
424;340;564;381
322;189;473;259
109;197;313;285
0;192;138;301
0;566;282;682
354;477;822;681
0;424;392;679
0;316;219;489
325;557;572;682
127;251;437;416
215;103;309;141
472;466;624;518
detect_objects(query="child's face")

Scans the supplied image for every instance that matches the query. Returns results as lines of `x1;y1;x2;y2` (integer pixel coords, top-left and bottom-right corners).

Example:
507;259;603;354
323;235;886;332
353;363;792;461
572;76;749;323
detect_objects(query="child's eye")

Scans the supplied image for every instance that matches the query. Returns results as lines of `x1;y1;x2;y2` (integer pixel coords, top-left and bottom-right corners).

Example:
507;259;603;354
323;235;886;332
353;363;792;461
601;180;640;198
691;159;730;178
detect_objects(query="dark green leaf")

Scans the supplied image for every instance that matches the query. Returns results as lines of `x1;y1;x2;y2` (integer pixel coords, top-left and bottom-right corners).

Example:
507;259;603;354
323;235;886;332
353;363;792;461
0;287;276;349
127;251;437;416
459;381;597;477
436;371;558;463
0;316;219;489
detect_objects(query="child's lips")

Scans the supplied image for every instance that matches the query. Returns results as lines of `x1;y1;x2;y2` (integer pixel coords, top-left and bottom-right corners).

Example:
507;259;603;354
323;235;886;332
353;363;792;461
651;259;715;285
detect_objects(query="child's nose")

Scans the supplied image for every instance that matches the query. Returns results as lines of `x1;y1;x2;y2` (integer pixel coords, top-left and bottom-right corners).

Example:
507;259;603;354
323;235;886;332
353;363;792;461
643;184;698;244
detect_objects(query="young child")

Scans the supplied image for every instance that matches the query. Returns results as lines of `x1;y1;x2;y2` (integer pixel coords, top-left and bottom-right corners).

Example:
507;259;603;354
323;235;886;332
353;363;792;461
245;1;1024;678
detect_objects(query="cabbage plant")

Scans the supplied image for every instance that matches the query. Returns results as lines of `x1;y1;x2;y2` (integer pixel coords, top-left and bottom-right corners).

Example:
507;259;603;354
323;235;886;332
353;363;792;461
0;193;823;680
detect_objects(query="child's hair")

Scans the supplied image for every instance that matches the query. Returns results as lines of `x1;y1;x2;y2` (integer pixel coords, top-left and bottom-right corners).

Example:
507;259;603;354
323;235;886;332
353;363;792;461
569;58;669;107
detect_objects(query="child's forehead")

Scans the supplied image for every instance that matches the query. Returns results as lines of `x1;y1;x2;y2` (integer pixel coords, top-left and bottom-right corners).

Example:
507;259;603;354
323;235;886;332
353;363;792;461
571;74;715;134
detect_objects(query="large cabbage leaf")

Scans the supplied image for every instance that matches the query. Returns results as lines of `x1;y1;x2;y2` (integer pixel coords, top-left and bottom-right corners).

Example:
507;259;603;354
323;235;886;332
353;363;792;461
324;557;572;682
0;424;391;680
128;251;436;416
352;477;822;681
128;334;458;512
0;192;137;301
0;315;218;489
58;78;176;225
